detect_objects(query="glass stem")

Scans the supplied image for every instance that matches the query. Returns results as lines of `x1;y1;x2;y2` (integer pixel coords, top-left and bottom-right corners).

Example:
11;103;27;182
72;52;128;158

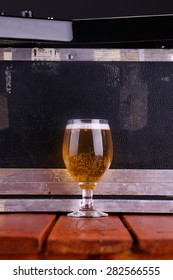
79;187;95;211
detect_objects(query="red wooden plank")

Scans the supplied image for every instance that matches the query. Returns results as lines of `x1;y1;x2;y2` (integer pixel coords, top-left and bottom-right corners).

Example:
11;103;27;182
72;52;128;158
47;215;133;255
122;214;173;255
0;214;56;254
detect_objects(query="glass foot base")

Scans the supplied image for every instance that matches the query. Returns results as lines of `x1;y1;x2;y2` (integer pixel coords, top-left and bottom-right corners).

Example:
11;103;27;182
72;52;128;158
67;209;108;218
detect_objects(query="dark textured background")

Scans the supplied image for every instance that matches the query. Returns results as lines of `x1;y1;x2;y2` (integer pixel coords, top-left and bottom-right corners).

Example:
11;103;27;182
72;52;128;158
1;61;173;168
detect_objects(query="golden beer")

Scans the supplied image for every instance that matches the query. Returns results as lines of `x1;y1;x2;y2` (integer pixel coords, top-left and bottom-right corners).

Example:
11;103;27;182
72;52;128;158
63;120;113;189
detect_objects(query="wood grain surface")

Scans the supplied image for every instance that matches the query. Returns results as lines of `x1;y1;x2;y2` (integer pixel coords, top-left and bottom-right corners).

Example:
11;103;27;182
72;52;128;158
0;214;56;254
47;215;133;255
123;214;173;255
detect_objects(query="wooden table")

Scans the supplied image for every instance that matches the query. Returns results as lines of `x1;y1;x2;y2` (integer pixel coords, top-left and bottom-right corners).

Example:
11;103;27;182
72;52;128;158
0;169;173;259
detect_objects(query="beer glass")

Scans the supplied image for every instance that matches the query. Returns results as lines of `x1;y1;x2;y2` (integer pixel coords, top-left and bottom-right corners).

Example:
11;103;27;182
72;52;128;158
62;119;113;217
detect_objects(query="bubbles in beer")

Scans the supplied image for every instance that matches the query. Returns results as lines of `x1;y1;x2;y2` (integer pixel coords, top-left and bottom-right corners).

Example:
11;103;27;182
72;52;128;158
63;124;113;187
65;150;111;183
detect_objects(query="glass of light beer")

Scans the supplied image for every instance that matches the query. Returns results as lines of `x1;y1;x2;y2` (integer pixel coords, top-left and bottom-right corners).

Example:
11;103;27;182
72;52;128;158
62;119;113;217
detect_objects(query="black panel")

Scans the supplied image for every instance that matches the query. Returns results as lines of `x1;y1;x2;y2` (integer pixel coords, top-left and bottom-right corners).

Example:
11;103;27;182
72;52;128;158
0;61;173;168
0;0;173;19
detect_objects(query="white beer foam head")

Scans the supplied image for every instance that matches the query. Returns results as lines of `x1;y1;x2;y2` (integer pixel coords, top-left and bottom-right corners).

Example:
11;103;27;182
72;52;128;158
66;123;110;130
